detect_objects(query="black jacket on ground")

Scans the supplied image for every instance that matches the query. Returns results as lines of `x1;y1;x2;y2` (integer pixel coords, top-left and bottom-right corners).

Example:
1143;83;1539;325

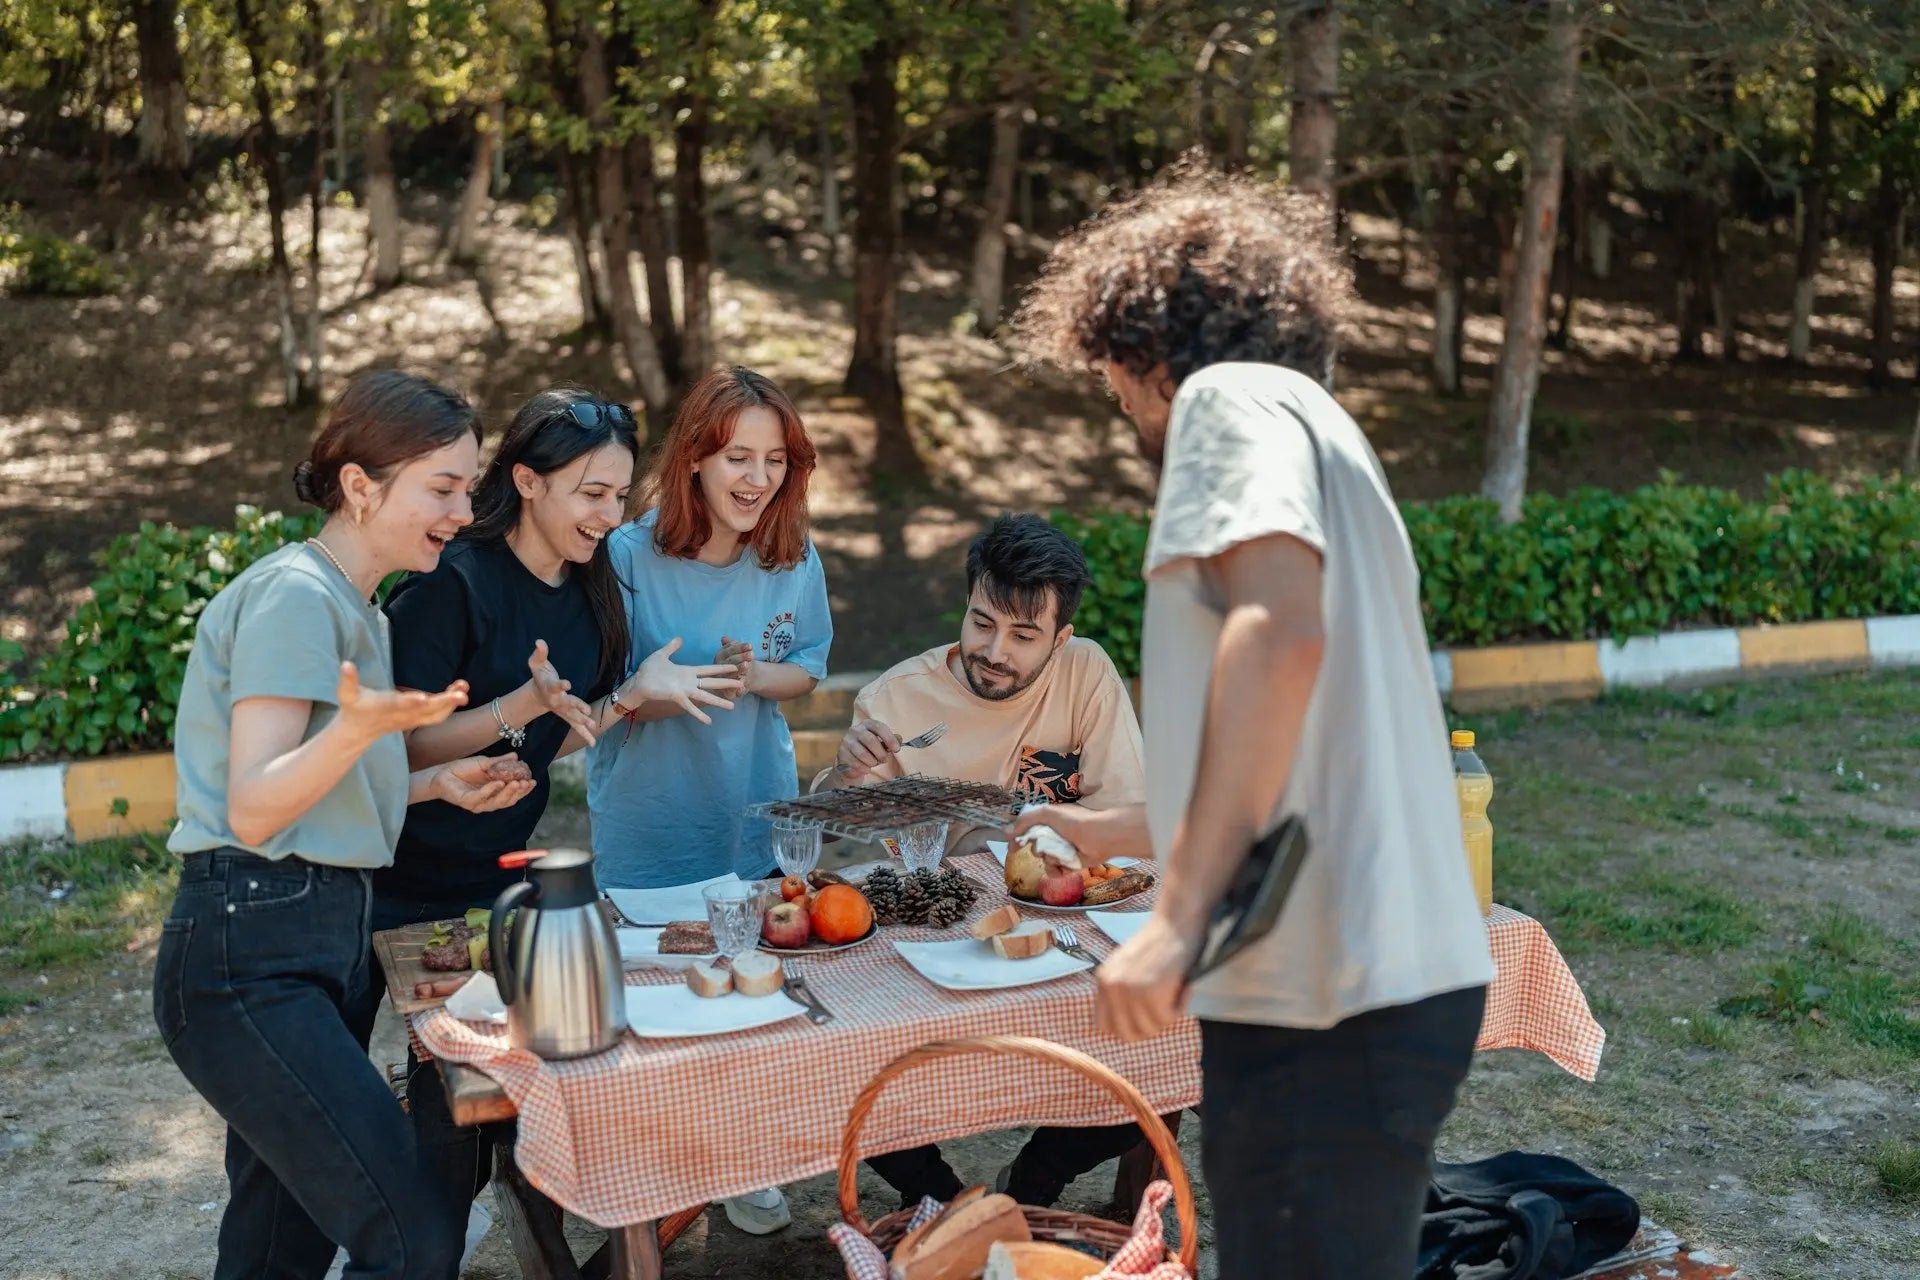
1418;1151;1641;1280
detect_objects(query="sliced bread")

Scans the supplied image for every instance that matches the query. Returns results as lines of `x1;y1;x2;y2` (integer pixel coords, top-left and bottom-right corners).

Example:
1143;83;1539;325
892;1192;1030;1280
969;904;1024;941
731;950;785;997
989;922;1054;961
685;961;732;998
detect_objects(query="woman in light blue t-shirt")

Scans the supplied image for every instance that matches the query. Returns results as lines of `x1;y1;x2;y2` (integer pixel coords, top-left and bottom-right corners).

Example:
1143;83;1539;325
589;367;831;892
588;366;829;1237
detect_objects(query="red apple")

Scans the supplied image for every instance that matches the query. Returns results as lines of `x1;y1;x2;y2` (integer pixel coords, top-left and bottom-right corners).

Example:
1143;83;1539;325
761;901;812;949
1038;863;1085;907
780;875;809;903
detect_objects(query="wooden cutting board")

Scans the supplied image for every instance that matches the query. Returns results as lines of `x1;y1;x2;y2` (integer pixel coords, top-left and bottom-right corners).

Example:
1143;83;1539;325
372;901;624;1016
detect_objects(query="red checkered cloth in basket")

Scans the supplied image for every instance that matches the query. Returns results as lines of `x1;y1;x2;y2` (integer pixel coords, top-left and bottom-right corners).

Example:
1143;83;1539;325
409;860;1604;1228
828;1179;1192;1280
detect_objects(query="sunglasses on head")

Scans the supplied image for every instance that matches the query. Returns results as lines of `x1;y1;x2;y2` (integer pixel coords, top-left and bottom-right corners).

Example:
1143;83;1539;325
562;400;636;430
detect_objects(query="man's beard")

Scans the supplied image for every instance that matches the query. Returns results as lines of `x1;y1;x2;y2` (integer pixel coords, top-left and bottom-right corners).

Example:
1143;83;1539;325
964;649;1052;702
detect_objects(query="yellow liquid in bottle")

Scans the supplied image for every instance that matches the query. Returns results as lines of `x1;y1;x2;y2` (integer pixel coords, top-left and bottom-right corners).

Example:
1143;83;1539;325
1456;772;1494;916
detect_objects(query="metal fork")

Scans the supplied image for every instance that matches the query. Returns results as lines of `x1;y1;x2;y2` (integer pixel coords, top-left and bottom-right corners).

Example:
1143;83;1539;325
900;723;948;750
1052;923;1098;966
782;972;835;1025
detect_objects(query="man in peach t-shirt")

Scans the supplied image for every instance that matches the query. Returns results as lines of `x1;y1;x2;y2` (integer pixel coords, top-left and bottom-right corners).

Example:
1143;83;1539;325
818;513;1151;1208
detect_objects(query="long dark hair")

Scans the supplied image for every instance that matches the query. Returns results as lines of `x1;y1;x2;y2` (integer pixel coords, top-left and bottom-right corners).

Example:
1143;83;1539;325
468;386;638;698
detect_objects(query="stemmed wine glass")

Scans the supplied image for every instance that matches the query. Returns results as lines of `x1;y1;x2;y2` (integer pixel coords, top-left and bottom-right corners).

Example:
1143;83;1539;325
895;820;950;873
771;819;823;883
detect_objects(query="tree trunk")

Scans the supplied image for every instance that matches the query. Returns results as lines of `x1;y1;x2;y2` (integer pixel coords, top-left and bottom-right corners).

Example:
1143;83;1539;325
844;21;908;449
1672;189;1713;362
305;0;326;394
557;151;606;333
1906;396;1920;474
625;136;681;376
356;76;401;288
1549;169;1583;350
234;0;304;406
674;93;715;385
1481;0;1579;523
1287;1;1339;209
448;99;502;266
968;0;1031;336
1789;59;1835;364
817;93;842;248
133;0;190;174
1871;170;1901;389
571;8;674;419
1431;152;1466;395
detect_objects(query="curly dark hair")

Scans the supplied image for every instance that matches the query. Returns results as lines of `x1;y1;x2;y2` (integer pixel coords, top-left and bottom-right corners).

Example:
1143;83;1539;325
1013;155;1354;389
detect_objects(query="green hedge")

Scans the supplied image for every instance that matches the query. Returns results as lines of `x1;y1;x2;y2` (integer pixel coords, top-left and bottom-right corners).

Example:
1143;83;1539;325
1054;471;1920;677
0;507;320;763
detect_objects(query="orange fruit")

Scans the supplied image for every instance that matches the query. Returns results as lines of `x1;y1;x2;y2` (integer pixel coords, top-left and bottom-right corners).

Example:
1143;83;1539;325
812;884;874;945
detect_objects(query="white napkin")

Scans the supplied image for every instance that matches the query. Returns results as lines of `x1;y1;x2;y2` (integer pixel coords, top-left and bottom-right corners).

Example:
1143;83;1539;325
444;971;507;1024
1088;909;1152;946
605;873;746;925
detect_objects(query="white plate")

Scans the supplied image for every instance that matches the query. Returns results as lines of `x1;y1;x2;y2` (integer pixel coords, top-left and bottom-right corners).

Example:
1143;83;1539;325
605;873;748;926
893;937;1093;992
985;843;1150;912
1088;910;1152;946
616;928;713;971
623;983;808;1038
444;971;507;1024
762;924;880;956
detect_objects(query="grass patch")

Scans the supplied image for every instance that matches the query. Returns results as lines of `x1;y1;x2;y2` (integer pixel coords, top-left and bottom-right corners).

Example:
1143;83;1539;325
81;1141;112;1167
1538;871;1765;954
1885;826;1920;844
1721;955;1920;1059
0;990;35;1016
1872;1140;1920;1203
0;833;174;981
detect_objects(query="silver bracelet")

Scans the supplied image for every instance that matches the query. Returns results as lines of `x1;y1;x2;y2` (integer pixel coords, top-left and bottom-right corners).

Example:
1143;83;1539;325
491;698;526;749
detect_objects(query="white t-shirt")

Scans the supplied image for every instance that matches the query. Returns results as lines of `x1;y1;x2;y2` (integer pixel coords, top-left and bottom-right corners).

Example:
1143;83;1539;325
1141;362;1495;1029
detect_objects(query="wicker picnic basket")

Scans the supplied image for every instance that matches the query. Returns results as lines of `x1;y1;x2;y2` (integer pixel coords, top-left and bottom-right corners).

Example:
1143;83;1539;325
837;1035;1198;1274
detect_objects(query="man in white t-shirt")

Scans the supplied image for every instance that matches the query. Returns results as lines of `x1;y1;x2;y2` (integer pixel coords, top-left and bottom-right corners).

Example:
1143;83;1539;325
1011;160;1495;1277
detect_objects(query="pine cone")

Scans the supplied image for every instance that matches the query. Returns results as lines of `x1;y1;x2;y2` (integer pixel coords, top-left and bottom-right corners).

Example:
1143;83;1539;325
933;867;979;911
862;867;905;925
898;869;938;924
927;892;969;929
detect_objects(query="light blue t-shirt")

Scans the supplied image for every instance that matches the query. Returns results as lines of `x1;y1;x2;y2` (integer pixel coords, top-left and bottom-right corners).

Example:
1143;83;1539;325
588;511;833;889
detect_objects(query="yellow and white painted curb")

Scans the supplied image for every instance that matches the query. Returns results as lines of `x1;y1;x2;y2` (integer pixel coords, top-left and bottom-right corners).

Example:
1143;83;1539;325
5;618;1920;845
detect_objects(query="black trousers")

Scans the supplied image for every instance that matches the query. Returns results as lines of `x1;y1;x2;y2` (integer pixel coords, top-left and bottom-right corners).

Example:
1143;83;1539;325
865;1122;1148;1209
153;851;462;1280
1200;985;1487;1280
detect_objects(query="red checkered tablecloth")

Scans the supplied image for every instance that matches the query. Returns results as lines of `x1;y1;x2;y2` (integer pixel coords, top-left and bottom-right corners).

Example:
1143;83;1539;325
410;861;1604;1229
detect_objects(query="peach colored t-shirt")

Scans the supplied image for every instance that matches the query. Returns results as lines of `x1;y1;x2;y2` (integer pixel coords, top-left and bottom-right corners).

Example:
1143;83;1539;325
818;638;1145;815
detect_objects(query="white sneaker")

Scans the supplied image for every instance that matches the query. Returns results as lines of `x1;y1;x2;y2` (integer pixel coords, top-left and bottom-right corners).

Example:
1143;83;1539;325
721;1186;792;1235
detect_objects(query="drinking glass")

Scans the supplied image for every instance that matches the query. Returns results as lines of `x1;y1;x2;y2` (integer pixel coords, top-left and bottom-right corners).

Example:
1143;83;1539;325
771;820;823;881
895;820;950;873
703;881;763;960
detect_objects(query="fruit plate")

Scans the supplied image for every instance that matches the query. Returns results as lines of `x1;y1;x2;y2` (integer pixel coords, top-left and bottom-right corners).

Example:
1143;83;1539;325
623;984;809;1038
893;937;1094;992
986;842;1153;912
760;923;880;956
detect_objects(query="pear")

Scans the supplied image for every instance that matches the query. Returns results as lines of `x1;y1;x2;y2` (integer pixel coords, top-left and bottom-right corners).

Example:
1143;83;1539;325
1005;839;1049;900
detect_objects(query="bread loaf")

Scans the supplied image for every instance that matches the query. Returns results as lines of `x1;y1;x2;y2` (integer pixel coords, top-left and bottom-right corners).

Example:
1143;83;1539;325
969;904;1023;941
989;923;1054;960
685;961;733;998
890;1186;985;1270
731;950;785;997
891;1192;1029;1280
981;1241;1104;1280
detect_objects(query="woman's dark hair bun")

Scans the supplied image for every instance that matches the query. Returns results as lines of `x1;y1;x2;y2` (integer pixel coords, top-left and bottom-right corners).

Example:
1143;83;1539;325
291;459;322;505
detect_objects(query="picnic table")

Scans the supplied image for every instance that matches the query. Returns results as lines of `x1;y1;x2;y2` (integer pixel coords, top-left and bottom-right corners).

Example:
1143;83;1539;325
402;859;1604;1279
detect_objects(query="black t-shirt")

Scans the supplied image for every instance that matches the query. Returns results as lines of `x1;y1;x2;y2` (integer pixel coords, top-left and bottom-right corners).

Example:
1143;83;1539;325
377;538;605;907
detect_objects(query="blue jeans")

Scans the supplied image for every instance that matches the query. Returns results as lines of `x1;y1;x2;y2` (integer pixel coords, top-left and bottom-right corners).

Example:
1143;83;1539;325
153;850;462;1280
1200;985;1488;1280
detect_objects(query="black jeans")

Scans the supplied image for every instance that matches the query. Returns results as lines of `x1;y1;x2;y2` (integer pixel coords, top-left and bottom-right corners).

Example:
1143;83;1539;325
345;889;518;1227
866;1123;1149;1209
153;850;462;1280
1200;985;1488;1280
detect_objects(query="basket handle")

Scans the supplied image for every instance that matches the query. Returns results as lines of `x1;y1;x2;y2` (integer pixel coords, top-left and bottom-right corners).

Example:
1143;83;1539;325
836;1035;1198;1272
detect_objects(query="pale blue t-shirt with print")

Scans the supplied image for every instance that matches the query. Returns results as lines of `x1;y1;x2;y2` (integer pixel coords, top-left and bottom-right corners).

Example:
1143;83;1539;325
588;511;833;889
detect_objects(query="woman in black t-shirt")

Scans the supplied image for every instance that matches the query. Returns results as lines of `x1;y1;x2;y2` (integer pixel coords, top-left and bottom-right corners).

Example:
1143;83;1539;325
347;387;741;1243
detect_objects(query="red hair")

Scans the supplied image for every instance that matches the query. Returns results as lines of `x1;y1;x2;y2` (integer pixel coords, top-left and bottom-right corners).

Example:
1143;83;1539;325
642;367;817;570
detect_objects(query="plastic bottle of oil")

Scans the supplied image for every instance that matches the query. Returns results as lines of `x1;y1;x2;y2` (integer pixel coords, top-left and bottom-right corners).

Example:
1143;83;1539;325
1451;730;1494;916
